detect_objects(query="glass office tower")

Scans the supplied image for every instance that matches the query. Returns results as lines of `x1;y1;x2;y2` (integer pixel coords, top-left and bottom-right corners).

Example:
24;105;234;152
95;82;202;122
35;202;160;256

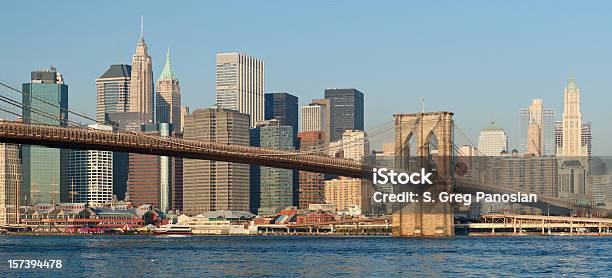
21;66;69;204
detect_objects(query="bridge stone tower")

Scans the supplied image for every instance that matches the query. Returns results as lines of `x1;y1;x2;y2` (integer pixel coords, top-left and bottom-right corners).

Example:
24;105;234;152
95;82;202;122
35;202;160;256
393;112;454;237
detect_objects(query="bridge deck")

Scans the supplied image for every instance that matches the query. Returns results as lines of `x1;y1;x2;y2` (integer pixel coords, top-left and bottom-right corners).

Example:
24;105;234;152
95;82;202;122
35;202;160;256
0;121;368;178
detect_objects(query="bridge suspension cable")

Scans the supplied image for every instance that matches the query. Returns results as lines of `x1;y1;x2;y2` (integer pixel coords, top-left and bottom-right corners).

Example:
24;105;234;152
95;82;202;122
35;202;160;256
452;123;484;156
0;80;101;125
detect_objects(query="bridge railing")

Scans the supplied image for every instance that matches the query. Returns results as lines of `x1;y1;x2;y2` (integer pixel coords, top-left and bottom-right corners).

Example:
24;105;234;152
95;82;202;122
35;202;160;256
0;121;370;177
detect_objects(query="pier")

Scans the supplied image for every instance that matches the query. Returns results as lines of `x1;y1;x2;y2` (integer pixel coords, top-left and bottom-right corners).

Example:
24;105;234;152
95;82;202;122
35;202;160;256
457;214;612;236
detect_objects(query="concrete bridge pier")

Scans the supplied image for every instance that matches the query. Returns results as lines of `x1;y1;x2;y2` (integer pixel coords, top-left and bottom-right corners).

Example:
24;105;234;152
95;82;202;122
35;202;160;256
392;201;454;237
392;112;455;237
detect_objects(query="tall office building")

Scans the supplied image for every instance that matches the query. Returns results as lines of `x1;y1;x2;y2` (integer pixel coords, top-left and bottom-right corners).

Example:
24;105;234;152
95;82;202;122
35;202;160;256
477;122;508;156
519;99;556;155
329;130;370;162
558;160;587;198
96;64;131;123
554;121;563;151
156;49;181;128
0;143;21;225
249;126;262;214
581;122;592;160
300;104;326;134
127;153;160;207
372;143;395;193
527;119;542;156
179;106;189;134
298;131;326;209
476;156;558;198
340;130;370;162
172;149;183;212
22;66;69;204
105;111;142;200
183;108;250;215
310;99;332;143
68;124;113;206
129;19;154;124
158;123;173;212
591;174;610;208
258;123;294;216
124;122;178;211
216;52;264;127
555;121;592;159
557;77;586;157
264;92;298;143
125;123;175;211
324;88;364;142
127;125;160;208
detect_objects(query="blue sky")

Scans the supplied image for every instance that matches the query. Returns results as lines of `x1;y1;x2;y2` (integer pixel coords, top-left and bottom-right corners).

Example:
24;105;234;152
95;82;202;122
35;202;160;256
1;1;612;154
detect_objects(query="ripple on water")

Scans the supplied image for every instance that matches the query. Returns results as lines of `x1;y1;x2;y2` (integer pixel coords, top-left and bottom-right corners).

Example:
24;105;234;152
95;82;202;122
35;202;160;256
0;236;610;277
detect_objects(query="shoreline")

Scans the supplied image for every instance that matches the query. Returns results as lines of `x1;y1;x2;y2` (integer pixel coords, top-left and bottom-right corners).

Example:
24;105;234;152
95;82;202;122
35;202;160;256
3;232;612;237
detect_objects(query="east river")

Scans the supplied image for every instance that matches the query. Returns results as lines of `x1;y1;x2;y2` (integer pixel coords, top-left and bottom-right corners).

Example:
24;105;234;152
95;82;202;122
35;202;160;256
1;235;610;277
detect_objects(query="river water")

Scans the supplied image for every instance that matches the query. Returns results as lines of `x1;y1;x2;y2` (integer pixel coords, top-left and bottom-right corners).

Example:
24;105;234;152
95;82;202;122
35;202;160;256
0;235;610;277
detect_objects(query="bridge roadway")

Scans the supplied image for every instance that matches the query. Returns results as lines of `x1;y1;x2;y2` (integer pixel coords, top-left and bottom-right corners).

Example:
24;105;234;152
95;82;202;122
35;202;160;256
0;121;605;213
0;121;367;178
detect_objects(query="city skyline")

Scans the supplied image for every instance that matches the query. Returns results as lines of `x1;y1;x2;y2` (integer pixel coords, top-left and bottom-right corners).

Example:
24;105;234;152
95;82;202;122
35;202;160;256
1;3;611;276
1;1;612;154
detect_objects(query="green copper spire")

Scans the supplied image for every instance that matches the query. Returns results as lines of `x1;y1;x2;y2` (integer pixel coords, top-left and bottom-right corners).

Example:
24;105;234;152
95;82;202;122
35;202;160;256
159;47;176;80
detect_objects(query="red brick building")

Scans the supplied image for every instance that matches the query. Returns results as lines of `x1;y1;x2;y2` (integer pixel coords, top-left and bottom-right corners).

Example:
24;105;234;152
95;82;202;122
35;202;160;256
296;213;334;224
298;131;326;209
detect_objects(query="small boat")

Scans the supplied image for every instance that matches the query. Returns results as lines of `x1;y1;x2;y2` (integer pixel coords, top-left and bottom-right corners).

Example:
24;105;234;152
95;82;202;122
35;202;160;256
153;224;193;236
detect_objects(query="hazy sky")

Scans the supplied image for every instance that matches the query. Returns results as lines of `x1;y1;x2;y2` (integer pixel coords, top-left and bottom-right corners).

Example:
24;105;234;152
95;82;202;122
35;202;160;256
2;1;612;154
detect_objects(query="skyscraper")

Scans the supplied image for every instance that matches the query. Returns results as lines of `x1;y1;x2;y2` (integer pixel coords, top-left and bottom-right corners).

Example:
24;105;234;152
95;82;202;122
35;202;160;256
158;123;173;212
129;19;154;124
340;130;370;162
96;64;131;123
557;77;585;157
555;121;592;159
581;122;592;160
172;150;183;212
527;119;542;156
324;88;364;142
179;106;189;134
126;123;177;211
519;99;556;156
477;122;508;156
300;104;326;134
22;66;69;204
105;111;142;200
257;123;294;216
264;92;298;143
156;49;181;127
298;131;326;209
558;160;587;198
183;108;250;215
249;126;262;214
555;120;563;151
0;143;21;225
216;52;264;127
310;99;332;143
68;124;113;205
127;147;160;207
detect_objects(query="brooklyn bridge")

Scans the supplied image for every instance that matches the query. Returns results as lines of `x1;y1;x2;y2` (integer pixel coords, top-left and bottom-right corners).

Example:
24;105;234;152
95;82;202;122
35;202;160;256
0;81;607;237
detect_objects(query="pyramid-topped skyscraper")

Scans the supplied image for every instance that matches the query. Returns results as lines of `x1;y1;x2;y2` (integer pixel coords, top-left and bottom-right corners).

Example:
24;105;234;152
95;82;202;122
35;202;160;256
129;17;154;124
156;47;181;128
